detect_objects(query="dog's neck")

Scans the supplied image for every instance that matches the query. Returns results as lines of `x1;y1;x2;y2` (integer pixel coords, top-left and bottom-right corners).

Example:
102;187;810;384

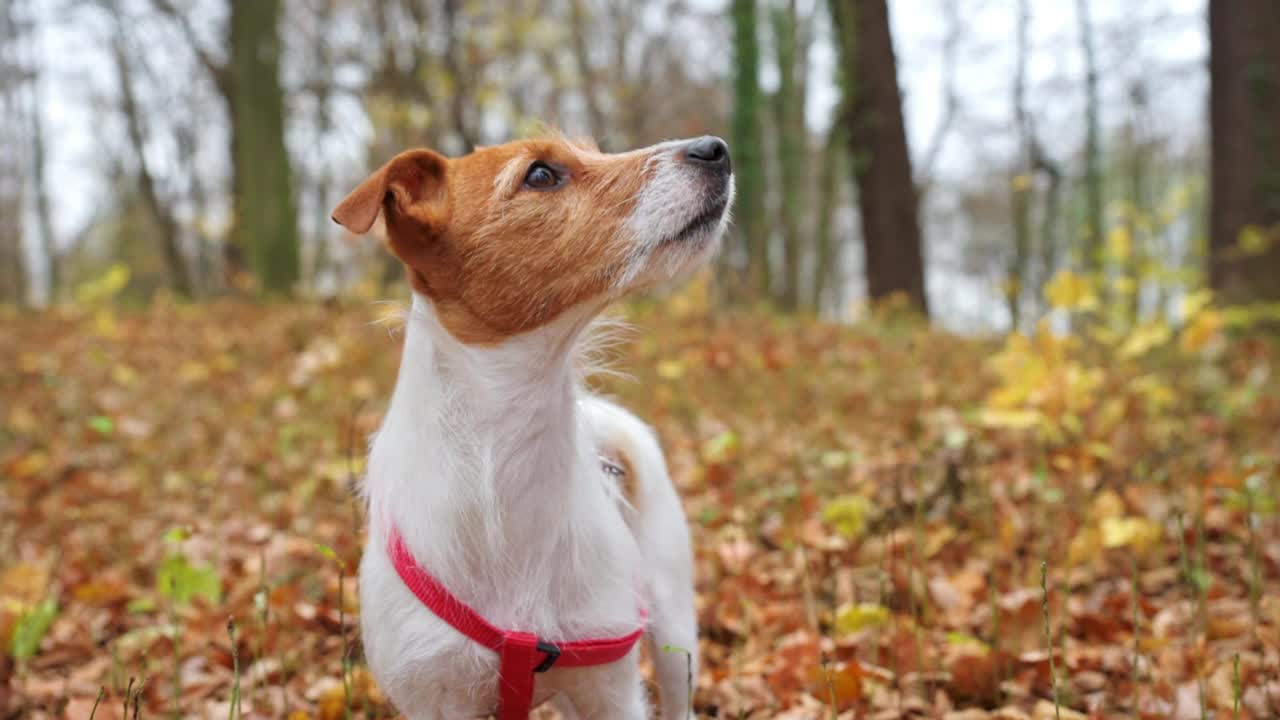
366;294;638;635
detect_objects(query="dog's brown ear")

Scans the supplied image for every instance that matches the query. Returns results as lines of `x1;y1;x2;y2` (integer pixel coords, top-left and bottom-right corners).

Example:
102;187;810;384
331;149;449;235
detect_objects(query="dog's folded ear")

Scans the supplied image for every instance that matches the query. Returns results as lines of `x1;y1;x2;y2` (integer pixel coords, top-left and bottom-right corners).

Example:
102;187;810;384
332;149;449;235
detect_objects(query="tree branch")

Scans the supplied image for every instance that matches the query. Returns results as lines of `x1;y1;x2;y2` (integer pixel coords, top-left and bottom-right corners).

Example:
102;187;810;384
150;0;230;100
916;0;960;191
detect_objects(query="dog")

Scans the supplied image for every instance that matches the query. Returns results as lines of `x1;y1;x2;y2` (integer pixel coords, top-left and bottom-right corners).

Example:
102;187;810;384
331;134;733;719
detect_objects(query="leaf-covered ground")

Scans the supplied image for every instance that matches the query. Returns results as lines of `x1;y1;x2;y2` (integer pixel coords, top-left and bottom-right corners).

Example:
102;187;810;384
2;293;1278;719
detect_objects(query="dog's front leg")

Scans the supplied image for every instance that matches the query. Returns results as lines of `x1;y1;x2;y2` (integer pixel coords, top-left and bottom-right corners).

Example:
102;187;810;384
553;658;649;720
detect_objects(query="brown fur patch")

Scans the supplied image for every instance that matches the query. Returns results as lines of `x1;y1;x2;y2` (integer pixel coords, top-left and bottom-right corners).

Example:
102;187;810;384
333;138;653;344
600;450;639;510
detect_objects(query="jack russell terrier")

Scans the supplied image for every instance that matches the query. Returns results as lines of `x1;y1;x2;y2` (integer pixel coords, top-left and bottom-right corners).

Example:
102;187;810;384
331;134;734;719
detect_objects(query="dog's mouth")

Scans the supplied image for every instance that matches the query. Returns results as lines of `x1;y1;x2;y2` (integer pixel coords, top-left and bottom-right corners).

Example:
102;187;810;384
662;192;731;247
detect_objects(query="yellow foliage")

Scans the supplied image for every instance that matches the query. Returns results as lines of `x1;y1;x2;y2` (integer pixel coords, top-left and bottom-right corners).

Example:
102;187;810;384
93;309;120;339
822;495;872;539
1180;289;1214;321
667;270;713;319
1068;527;1101;566
1107;227;1132;261
1044;270;1098;312
700;430;740;464
834;602;890;635
1131;375;1177;413
1238;225;1273;256
1111;275;1137;296
1180;308;1223;354
1119;320;1172;358
978;408;1042;430
1090;489;1126;519
1100;516;1163;554
75;263;131;304
657;360;686;380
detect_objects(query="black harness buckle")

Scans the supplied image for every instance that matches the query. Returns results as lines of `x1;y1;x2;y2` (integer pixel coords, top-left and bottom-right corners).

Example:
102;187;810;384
533;640;561;673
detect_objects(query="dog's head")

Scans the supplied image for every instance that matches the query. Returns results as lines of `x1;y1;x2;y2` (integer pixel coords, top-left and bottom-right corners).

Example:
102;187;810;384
333;135;733;344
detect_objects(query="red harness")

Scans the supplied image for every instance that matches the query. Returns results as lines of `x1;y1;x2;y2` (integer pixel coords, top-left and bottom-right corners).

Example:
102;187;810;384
387;529;647;719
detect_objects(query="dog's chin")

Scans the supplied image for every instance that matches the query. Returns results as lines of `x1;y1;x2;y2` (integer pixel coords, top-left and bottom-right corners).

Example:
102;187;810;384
625;215;725;291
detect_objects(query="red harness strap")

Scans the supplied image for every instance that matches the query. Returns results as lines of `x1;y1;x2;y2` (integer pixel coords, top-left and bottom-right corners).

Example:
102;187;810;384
387;529;647;719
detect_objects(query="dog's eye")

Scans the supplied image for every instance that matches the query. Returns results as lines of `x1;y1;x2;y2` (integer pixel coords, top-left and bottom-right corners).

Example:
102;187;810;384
523;162;561;190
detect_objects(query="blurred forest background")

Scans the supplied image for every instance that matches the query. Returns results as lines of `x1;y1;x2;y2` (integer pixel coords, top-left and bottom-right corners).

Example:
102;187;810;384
1;0;1276;323
3;1;1280;719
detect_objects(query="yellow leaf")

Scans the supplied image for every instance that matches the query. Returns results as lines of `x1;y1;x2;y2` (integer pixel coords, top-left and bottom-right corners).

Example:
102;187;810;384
1090;490;1126;519
1043;270;1098;312
1180;308;1223;353
1068;527;1102;566
700;431;739;464
1133;375;1176;412
179;361;211;384
924;526;958;559
834;602;890;635
111;365;139;386
1119;320;1172;358
820;451;849;469
821;495;872;538
6;451;46;478
1180;289;1213;320
1100;516;1163;554
75;263;131;304
0;563;49;605
656;360;685;380
1238;225;1273;256
94;309;119;338
978;408;1042;430
1107;226;1132;261
1011;174;1033;192
1111;275;1136;295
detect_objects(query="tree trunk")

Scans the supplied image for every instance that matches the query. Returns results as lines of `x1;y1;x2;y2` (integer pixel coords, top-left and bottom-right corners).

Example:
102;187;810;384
731;0;769;301
1209;0;1280;304
1008;0;1032;331
228;0;299;295
810;124;844;313
830;0;929;316
30;77;57;300
770;0;806;310
1076;0;1103;272
110;14;194;298
0;0;27;305
1124;83;1149;323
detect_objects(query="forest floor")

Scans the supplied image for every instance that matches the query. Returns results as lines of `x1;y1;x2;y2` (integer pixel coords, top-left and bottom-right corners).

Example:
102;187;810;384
2;288;1279;719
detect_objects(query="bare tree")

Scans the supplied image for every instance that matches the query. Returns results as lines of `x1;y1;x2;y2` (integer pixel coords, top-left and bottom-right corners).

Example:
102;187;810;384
152;0;300;294
108;3;194;297
916;0;960;193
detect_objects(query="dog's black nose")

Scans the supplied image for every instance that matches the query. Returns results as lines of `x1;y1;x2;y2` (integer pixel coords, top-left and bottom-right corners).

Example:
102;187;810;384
684;136;731;173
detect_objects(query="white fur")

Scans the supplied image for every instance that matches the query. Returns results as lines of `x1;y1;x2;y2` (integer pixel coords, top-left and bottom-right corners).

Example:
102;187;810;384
359;138;727;719
617;142;735;290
